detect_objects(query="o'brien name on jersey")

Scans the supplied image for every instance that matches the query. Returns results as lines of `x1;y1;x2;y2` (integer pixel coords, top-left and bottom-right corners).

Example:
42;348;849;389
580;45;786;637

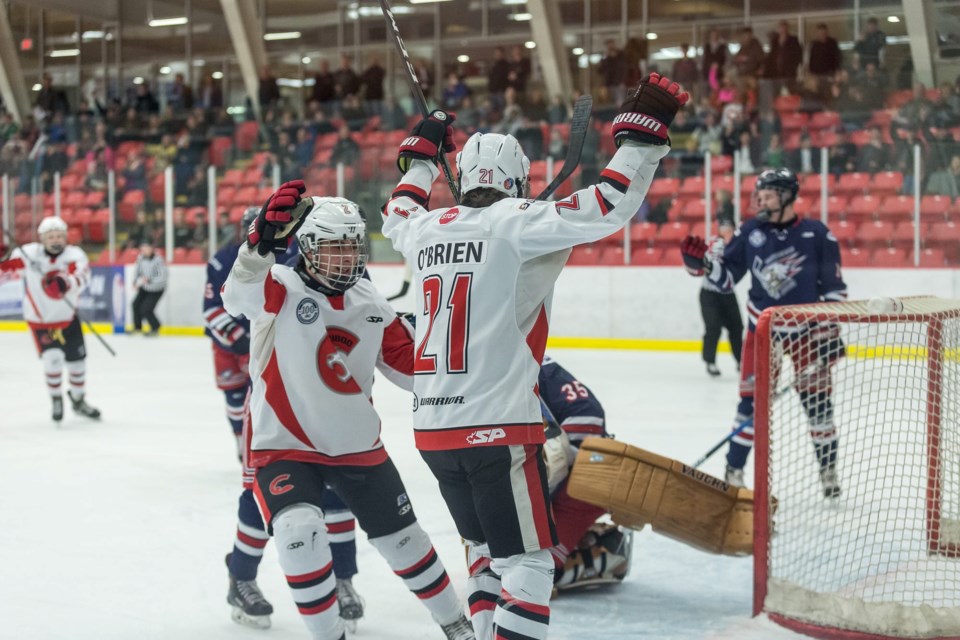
417;240;486;270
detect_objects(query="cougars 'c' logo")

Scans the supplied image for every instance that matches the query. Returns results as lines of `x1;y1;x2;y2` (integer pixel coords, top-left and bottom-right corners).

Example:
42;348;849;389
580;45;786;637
317;327;362;394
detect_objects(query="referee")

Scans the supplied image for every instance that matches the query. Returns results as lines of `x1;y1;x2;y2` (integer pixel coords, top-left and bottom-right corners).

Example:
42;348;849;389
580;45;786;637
132;242;167;336
700;218;743;376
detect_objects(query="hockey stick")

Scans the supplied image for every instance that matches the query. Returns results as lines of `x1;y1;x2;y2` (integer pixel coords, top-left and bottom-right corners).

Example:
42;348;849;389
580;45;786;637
536;95;593;201
379;0;460;204
691;418;753;469
2;231;117;357
386;263;412;302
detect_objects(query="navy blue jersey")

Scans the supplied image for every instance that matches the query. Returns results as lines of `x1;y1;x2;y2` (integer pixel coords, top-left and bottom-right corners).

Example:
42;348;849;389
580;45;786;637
706;216;847;329
538;356;607;445
204;242;250;352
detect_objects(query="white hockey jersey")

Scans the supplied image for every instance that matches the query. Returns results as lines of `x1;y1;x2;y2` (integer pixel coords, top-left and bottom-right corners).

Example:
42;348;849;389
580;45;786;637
0;243;89;327
382;141;668;450
222;246;414;469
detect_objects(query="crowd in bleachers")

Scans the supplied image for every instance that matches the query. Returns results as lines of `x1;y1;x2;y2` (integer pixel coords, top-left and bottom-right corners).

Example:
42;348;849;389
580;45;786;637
2;20;960;267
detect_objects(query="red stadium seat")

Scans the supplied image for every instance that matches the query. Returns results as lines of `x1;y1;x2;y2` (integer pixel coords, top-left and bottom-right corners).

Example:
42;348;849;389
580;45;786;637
630;222;658;247
809;111;841;131
600;247;626;265
878;195;914;222
914;247;946;267
780;112;808;131
928;221;960;245
680;176;706;197
774;95;801;112
172;247;189;264
119;190;145;222
235;121;259;153
845;194;882;222
657;221;690;244
920;195;952;221
528;160;548;181
185;248;207;264
830;220;858;246
798;173;836;197
567;245;603;265
680;199;706;222
871;247;907;267
630;247;663;265
242;167;263;187
842;246;870;267
221;169;244;188
598;228;625;247
83;191;105;208
646;178;681;205
836;172;871;195
870;171;904;196
892;221;926;246
858;220;892;248
209;137;233;168
711;175;735;193
710;155;733;174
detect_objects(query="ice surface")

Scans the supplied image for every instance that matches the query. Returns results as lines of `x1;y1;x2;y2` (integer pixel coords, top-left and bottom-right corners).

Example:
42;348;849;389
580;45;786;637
0;332;805;639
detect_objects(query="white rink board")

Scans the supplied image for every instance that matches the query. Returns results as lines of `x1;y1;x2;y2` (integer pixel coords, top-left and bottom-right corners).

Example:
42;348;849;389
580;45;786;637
0;332;812;640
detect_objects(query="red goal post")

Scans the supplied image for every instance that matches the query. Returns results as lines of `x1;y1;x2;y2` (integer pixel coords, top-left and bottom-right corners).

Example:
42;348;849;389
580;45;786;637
752;296;960;640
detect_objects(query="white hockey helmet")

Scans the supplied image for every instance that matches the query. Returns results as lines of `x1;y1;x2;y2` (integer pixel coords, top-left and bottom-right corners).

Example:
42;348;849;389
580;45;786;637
38;216;68;254
456;132;531;201
295;197;367;294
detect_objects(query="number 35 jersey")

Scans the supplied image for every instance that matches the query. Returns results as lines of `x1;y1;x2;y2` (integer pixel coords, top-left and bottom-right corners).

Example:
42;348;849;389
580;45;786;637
382;142;667;451
222;246;415;469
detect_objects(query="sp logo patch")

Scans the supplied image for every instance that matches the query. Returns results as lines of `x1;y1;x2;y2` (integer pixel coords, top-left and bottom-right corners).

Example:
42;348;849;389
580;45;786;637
465;428;506;445
296;298;320;324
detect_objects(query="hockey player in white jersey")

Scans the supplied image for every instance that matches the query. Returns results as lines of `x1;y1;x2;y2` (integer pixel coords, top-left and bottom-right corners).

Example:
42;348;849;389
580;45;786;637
0;217;100;422
222;183;474;640
382;73;689;640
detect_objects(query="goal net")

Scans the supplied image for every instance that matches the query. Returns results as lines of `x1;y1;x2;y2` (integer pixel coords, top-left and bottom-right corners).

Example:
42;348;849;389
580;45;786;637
753;297;960;639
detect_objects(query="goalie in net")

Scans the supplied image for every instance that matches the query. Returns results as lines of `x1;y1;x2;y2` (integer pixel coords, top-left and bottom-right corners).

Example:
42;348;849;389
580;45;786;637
680;168;848;497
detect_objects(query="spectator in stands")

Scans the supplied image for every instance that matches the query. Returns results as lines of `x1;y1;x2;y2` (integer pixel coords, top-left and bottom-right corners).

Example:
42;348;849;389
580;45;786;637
797;76;827;114
442;73;469;111
760;133;786;169
891;127;923;194
307;106;336;137
929;85;959;130
925;154;960;199
379;97;407;131
340;94;367;131
702;30;727;87
925;124;960;173
131;242;166;337
329;124;360;168
513;116;544;161
695;111;723;155
598;39;627;105
168;73;194;113
38;138;69;194
294;127;314;172
525;88;549;123
197;74;223;110
733;27;764;80
808;24;841;90
488;47;511;115
414;58;434;100
548;94;569;124
0;112;18;144
546;125;566;161
854;17;887;69
35;73;70;116
123;151;148;194
735;130;759;173
834;84;872;129
361;57;386;117
127;211;155;249
678;136;704;179
764;22;803;92
854;62;887;111
672;44;699;93
507;45;531;100
715;189;735;222
311;60;337;114
456;96;480;132
335;55;361;103
856;127;889;173
172;209;198;247
209;109;236;138
181;164;206;206
134;81;159;115
84;147;109;192
899;82;934;124
756;109;781;150
827;130;858;176
258;66;280;110
788;134;821;174
623;36;647;87
670;109;698;150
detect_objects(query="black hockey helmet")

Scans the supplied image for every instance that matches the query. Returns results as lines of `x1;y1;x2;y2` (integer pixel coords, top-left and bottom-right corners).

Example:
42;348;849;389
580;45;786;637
754;168;799;222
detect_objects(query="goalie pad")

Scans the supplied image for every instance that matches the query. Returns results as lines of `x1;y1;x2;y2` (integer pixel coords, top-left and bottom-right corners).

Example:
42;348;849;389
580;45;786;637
566;437;756;556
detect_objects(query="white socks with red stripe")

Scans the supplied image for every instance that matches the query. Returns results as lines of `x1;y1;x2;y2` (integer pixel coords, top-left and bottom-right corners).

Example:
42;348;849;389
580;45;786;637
368;522;462;627
65;360;85;397
490;550;553;640
467;544;500;640
41;349;64;397
273;504;345;640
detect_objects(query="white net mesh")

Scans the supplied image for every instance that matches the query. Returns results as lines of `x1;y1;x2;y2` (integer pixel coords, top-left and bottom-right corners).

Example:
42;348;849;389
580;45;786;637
757;297;960;638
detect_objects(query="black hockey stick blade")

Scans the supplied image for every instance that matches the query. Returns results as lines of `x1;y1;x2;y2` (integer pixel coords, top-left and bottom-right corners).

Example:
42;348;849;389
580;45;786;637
536;95;593;201
378;0;460;204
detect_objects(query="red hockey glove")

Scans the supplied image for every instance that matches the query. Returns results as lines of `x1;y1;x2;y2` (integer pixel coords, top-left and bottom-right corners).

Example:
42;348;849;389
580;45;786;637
613;73;690;147
398;110;457;173
42;272;69;299
247;180;307;257
680;235;709;276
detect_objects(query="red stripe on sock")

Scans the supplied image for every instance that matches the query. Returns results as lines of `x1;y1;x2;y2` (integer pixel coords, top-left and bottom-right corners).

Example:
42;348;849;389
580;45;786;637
326;520;355;534
395;547;437;577
236;529;268;548
469;598;497;616
298;594;338;616
416;574;450;600
287;560;333;584
501;589;550;617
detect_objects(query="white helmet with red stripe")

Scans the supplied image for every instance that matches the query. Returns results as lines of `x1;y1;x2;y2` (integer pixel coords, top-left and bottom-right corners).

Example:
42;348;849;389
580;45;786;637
38;216;68;254
456;132;531;200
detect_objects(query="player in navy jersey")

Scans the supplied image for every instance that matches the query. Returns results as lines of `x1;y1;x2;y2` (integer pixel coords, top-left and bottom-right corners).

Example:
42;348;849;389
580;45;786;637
680;168;848;497
205;209;365;629
537;357;632;591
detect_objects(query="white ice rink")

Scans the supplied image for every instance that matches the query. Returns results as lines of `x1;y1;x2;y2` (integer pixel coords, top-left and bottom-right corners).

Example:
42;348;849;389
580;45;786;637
0;330;806;640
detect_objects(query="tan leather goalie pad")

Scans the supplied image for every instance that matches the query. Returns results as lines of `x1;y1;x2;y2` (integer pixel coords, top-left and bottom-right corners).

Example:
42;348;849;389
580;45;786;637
566;437;756;556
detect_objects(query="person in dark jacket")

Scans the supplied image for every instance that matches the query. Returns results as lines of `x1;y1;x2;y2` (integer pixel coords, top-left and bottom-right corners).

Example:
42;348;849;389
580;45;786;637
808;23;841;92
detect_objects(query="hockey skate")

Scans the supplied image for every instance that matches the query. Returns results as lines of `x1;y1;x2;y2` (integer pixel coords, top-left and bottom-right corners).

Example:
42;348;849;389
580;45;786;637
820;467;841;499
725;464;745;488
555;525;633;592
706;363;721;377
439;613;476;640
52;395;63;422
336;578;365;632
226;554;273;629
67;391;101;420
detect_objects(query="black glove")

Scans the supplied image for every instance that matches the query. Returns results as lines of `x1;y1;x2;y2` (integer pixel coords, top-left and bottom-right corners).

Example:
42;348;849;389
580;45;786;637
247;180;307;257
220;320;250;354
680;235;708;276
613;73;690;147
397;110;457;173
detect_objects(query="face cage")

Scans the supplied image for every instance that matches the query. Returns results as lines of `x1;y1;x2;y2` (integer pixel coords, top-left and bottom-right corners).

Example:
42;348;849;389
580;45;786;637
752;187;794;222
42;231;67;253
301;237;367;292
